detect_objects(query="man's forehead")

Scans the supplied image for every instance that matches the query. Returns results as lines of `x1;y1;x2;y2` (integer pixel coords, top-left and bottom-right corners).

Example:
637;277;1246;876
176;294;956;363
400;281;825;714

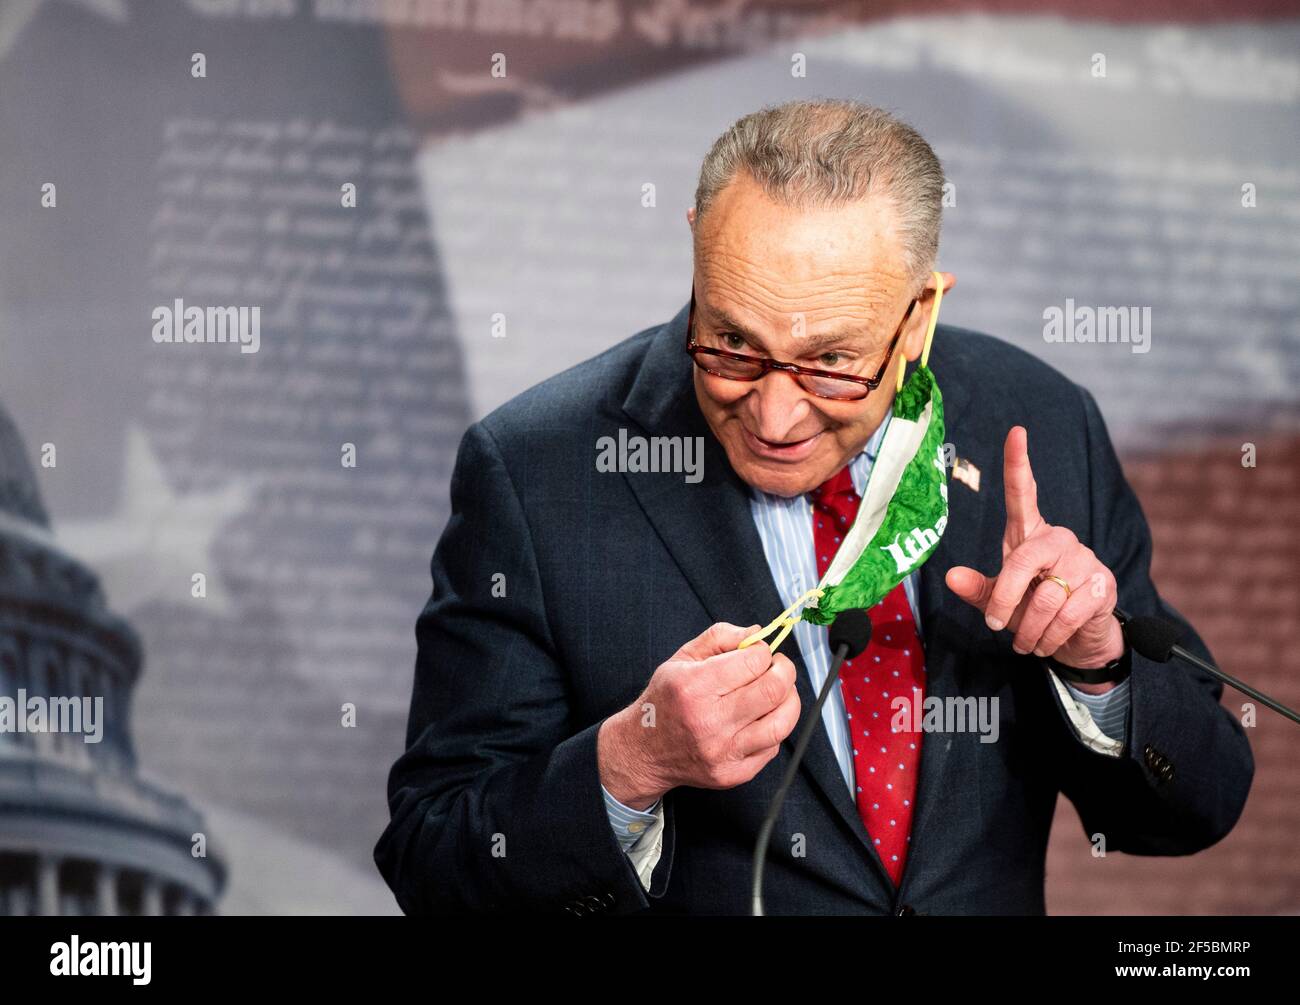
697;290;901;348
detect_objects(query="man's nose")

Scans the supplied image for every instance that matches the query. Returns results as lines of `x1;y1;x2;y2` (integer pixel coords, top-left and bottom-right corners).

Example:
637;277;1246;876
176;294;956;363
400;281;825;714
749;369;815;438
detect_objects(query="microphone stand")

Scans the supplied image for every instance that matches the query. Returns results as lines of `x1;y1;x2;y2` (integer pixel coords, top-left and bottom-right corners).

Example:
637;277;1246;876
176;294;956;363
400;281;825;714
1115;606;1300;726
751;637;857;917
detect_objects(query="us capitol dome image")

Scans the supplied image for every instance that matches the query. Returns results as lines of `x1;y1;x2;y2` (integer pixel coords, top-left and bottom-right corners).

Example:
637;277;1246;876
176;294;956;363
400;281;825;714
0;403;224;915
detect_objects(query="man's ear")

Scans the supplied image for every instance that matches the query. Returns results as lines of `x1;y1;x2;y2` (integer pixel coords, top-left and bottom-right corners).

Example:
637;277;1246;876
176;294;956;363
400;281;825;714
686;205;697;231
900;270;956;361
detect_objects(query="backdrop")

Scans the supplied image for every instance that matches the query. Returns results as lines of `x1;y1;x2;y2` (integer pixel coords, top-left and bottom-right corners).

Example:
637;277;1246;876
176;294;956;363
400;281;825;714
0;0;1295;914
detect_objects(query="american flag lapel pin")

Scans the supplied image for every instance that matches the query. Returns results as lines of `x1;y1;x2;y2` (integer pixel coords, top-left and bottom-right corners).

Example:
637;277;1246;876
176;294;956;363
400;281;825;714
952;456;981;492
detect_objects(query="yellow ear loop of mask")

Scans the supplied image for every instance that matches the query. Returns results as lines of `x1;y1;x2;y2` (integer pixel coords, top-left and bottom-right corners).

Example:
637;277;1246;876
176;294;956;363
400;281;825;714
895;270;946;393
738;587;824;652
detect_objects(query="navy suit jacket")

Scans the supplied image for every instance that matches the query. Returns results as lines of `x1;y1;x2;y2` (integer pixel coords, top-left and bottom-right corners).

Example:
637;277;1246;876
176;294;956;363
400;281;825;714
375;299;1254;916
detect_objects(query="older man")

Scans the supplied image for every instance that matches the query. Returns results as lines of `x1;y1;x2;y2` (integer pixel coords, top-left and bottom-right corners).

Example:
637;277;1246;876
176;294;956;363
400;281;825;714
375;99;1253;915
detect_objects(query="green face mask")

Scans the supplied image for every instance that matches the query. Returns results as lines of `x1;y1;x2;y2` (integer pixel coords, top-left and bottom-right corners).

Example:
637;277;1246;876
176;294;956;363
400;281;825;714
802;363;947;626
741;273;948;651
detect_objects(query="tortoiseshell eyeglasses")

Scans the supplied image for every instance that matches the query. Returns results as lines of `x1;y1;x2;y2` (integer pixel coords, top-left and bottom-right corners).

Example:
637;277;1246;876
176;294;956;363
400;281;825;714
685;284;918;402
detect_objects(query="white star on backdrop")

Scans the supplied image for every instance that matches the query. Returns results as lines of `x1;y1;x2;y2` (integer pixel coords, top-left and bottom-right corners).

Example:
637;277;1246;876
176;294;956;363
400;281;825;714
57;424;257;616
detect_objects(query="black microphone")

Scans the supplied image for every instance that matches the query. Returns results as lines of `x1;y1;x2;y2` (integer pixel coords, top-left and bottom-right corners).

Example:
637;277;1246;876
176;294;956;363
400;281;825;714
1116;606;1300;726
829;609;876;663
751;609;873;917
1120;613;1184;663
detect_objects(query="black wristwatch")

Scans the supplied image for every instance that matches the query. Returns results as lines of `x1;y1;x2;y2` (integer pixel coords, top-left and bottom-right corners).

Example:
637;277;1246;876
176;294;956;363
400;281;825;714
1039;610;1132;685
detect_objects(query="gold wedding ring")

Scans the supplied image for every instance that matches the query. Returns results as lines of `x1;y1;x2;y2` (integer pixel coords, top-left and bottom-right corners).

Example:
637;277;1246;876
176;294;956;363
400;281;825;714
1039;574;1072;598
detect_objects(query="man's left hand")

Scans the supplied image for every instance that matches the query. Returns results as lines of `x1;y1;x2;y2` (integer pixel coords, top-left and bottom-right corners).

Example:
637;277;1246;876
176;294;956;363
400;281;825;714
944;426;1126;691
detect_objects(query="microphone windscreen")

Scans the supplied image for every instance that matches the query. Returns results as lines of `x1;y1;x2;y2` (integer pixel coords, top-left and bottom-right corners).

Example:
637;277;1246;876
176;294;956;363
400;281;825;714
1123;615;1183;663
829;609;874;660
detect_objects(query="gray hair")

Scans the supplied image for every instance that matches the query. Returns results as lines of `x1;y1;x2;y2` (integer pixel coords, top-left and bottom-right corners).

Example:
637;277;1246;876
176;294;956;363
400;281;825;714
693;99;945;283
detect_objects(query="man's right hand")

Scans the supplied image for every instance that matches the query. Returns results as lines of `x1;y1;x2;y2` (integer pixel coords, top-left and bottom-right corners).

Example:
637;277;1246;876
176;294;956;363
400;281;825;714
597;623;801;811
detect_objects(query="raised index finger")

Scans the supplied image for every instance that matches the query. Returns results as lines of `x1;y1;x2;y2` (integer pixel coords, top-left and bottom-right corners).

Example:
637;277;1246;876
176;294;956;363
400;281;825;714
1003;425;1043;543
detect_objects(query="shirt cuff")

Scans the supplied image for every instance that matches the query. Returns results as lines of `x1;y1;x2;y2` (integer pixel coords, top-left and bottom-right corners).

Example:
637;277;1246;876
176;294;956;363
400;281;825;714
1048;671;1131;757
602;783;662;852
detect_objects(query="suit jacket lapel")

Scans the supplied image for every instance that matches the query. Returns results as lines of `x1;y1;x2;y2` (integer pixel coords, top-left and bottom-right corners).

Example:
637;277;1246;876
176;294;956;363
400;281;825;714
907;330;1001;881
917;328;977;644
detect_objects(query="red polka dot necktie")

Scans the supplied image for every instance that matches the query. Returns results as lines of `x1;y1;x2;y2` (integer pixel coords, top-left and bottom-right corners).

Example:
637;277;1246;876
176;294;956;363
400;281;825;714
811;465;926;887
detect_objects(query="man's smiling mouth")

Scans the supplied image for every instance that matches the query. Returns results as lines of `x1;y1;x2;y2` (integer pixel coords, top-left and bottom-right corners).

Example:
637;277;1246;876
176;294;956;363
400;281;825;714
741;426;824;461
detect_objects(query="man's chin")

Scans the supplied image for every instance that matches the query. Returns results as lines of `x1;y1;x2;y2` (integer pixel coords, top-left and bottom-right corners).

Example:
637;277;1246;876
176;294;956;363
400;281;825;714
730;454;827;499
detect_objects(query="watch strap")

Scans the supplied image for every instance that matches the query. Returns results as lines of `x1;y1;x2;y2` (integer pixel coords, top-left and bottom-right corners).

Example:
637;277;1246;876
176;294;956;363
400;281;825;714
1039;609;1132;685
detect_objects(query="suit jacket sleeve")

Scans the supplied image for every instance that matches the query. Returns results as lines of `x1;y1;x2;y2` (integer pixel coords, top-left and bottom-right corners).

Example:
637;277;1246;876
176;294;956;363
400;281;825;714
374;420;669;914
1050;386;1254;855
